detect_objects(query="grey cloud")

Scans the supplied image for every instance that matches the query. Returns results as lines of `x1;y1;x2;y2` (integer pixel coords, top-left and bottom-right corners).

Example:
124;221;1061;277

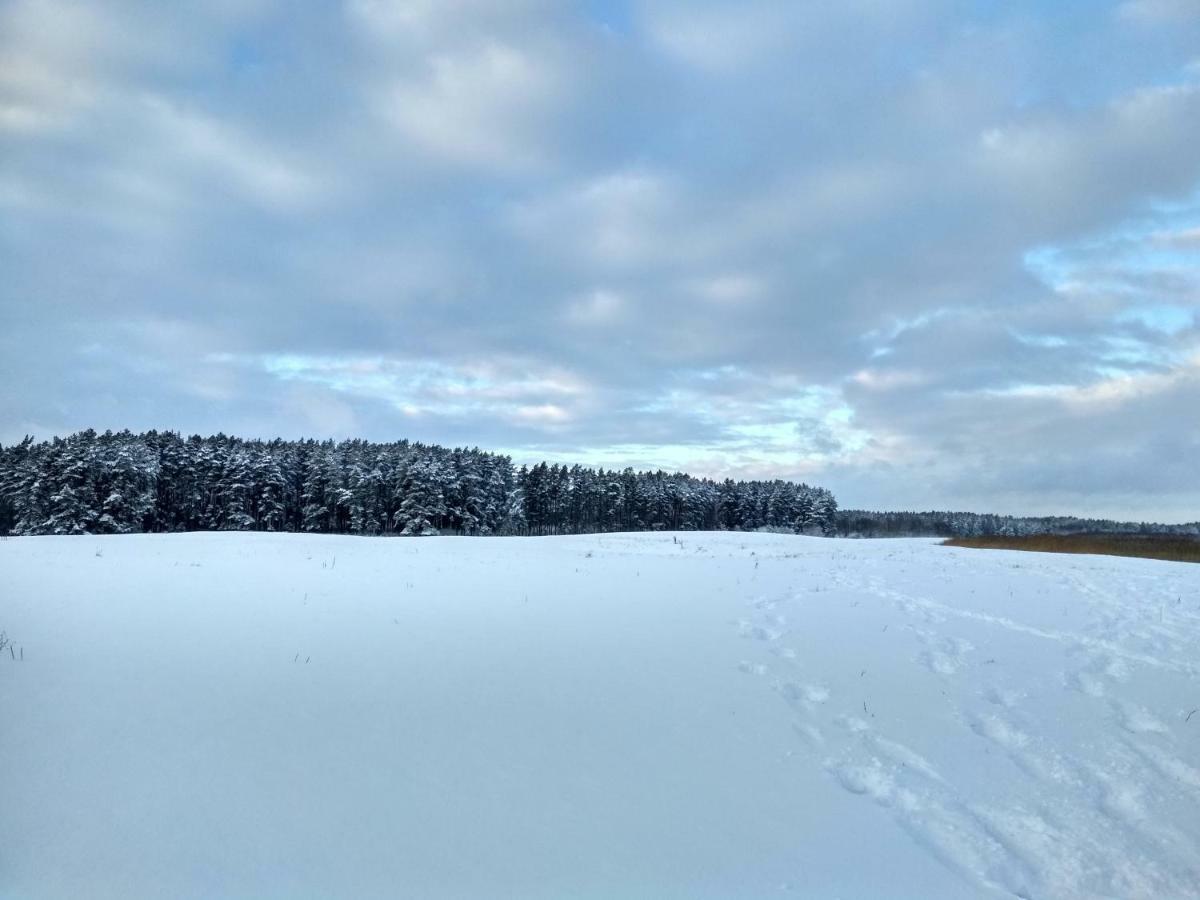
3;0;1200;520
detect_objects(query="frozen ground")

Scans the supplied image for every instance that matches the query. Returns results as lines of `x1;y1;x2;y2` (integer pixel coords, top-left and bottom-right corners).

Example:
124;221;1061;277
1;532;1198;899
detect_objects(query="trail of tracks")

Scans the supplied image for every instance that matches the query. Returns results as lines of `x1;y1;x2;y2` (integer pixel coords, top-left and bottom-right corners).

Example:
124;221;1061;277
736;546;1200;898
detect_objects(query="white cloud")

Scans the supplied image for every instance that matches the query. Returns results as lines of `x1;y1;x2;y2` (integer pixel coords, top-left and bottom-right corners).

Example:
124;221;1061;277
641;5;792;72
375;40;567;171
144;98;326;211
0;0;120;133
850;368;930;391
513;403;571;424
688;273;766;306
0;0;280;135
226;353;589;425
347;0;549;39
510;170;685;269
564;289;628;326
963;349;1200;411
1153;225;1200;247
1117;0;1200;24
976;80;1200;234
350;0;575;173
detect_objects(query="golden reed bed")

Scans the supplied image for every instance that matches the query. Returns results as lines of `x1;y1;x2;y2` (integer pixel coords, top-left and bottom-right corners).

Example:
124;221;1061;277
943;534;1200;564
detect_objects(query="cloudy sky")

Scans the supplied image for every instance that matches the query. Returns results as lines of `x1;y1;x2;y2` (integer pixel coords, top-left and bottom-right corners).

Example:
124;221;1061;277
2;0;1199;520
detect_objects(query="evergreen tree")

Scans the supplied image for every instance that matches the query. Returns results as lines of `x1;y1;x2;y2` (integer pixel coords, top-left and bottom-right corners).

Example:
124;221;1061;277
0;428;862;539
394;455;445;536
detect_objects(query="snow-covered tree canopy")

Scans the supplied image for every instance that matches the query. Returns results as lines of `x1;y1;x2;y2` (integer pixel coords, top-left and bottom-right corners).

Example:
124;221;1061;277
0;430;837;537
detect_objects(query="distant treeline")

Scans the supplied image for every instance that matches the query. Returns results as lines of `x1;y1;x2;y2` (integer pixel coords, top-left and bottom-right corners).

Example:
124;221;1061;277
835;509;1199;539
0;429;838;537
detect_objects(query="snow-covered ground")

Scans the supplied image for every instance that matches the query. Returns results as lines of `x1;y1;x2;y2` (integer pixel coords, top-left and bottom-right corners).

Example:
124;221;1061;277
1;532;1198;899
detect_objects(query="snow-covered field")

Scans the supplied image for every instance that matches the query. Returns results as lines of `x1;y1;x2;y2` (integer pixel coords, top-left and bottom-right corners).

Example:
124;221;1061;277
2;532;1199;899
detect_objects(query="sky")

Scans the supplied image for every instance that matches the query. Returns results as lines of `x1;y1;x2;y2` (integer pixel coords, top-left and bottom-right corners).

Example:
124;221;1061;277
2;0;1199;521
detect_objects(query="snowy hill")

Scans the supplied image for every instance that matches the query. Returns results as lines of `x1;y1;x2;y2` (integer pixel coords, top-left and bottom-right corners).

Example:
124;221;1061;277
2;532;1198;898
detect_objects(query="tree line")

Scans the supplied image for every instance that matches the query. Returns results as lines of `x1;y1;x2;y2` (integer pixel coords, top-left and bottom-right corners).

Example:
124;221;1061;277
0;429;839;537
834;509;1199;538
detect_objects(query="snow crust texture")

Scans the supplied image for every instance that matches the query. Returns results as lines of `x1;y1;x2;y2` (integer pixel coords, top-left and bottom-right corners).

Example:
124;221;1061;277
1;533;1198;899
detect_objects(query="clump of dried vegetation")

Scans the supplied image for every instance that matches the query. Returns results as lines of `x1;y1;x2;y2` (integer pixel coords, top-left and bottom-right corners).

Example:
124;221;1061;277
943;533;1200;564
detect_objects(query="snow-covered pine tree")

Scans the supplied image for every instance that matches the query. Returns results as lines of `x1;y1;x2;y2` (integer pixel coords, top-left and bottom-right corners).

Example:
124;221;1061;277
0;429;857;538
393;454;445;536
812;489;838;536
793;490;816;535
301;442;336;533
254;447;288;531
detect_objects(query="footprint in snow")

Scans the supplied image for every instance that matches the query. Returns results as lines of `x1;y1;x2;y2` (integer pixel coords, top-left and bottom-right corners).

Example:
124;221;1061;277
1064;649;1131;699
920;650;962;676
1114;702;1170;736
792;722;825;748
968;713;1030;751
1064;668;1108;698
1130;741;1200;792
916;636;974;676
967;713;1083;786
982;686;1021;709
822;744;1042;898
778;680;830;708
745;624;785;642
